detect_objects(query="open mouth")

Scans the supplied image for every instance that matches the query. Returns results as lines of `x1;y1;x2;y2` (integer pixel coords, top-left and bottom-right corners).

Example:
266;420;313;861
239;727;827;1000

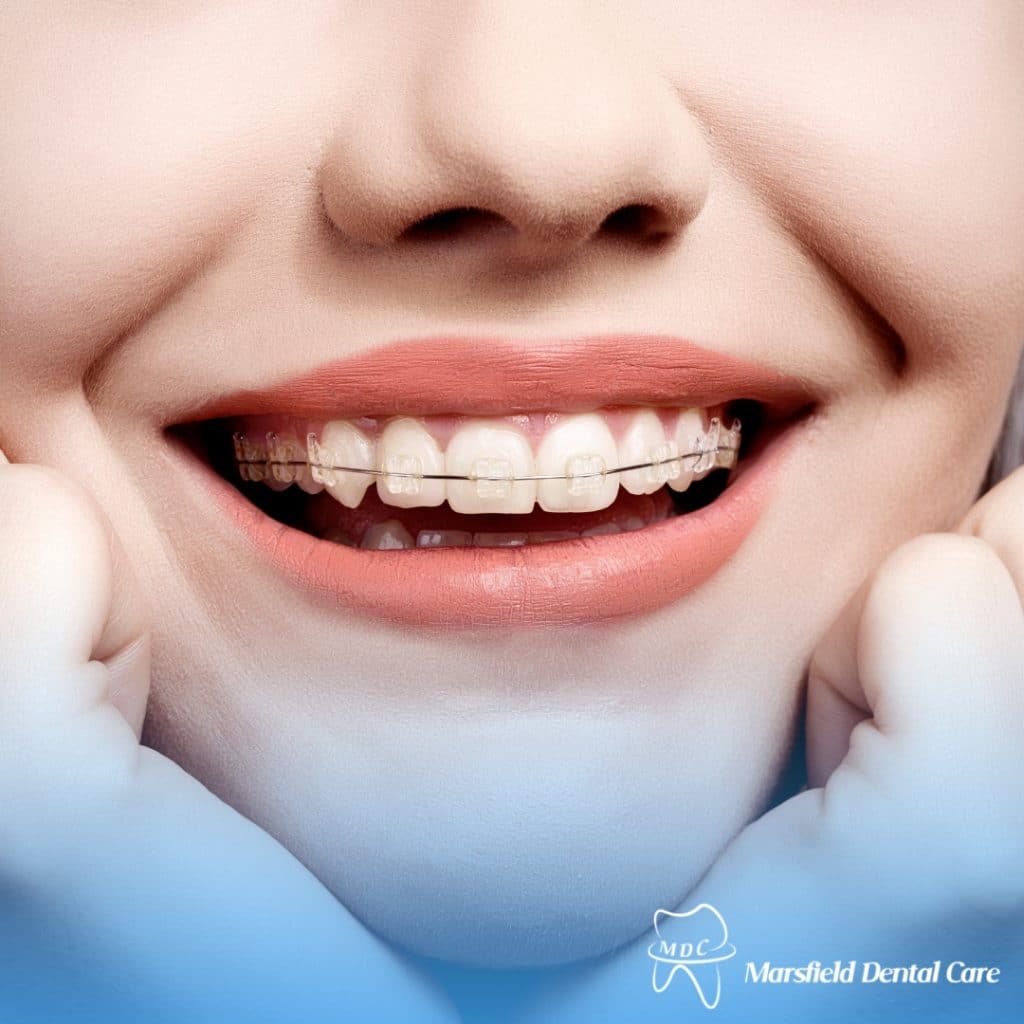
170;335;815;625
188;401;762;551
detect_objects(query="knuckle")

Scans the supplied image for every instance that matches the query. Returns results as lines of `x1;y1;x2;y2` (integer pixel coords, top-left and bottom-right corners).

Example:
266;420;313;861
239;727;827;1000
876;532;1002;591
0;464;106;548
963;467;1024;538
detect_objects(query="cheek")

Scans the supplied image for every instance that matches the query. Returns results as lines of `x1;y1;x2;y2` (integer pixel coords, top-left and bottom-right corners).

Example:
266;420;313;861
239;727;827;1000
0;6;327;391
672;6;1024;387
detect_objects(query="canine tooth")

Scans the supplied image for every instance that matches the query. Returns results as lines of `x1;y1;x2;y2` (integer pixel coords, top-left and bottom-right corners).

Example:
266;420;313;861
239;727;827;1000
536;414;618;512
669;409;703;493
417;530;473;548
314;423;375;508
473;532;528;547
377;418;445;508
694;416;721;478
360;520;414;550
446;422;536;514
619;410;674;494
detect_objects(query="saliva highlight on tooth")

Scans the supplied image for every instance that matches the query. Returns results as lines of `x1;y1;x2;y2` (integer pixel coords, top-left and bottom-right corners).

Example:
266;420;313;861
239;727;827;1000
233;419;742;492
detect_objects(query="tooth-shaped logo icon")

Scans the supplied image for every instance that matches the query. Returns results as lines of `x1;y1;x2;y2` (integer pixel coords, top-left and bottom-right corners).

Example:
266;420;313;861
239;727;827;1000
647;903;736;1010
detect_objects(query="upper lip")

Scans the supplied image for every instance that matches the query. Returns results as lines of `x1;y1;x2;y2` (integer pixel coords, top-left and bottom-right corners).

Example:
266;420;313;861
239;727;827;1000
179;334;817;422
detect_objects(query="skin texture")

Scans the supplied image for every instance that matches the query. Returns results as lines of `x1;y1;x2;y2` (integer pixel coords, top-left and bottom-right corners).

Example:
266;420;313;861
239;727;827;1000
1;0;1023;973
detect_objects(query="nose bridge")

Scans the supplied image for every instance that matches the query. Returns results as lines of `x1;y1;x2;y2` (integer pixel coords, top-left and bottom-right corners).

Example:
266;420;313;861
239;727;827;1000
320;3;711;256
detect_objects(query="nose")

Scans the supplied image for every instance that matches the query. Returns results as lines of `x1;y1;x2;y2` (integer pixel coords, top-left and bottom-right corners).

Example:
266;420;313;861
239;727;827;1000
319;5;711;265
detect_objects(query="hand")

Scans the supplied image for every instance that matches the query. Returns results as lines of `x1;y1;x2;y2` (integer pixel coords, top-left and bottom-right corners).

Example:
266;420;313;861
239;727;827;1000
517;468;1024;1023
0;453;455;1024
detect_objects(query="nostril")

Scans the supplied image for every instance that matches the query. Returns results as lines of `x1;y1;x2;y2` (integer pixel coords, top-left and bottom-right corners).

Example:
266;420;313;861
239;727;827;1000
599;203;674;245
400;206;511;242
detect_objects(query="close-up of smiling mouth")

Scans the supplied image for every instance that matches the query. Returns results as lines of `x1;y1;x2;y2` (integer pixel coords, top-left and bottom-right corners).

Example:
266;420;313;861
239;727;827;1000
172;335;817;626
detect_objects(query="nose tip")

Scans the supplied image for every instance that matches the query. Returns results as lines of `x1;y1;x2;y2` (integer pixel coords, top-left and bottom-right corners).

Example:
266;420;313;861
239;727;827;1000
319;12;711;265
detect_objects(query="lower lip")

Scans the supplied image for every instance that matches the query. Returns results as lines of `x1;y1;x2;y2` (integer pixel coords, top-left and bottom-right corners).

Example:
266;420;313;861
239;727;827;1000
197;428;796;628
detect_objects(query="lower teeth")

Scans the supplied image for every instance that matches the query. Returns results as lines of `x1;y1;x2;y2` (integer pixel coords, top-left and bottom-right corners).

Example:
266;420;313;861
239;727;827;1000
326;512;665;551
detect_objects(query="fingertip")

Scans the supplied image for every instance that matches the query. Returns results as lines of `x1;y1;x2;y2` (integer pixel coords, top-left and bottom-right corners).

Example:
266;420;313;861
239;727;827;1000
857;531;1023;732
864;532;1008;622
960;466;1024;605
0;463;115;661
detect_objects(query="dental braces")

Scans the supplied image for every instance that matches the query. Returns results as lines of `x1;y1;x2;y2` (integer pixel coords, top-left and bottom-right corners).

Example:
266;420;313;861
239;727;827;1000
234;417;741;497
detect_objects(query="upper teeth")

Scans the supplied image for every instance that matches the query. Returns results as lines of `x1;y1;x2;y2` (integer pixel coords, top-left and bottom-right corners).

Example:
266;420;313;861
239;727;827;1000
234;408;739;514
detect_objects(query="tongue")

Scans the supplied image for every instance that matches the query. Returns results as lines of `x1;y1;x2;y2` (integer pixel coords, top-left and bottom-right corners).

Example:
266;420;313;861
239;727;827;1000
302;488;676;544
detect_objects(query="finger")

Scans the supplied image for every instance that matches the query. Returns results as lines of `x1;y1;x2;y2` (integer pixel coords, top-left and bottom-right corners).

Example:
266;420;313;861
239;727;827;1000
806;585;871;787
854;533;1024;762
0;463;149;748
806;529;1024;787
960;463;1024;605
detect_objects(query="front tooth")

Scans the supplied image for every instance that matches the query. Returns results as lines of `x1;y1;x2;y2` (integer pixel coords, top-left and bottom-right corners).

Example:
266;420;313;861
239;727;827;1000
446;421;536;514
416;530;473;548
618;410;676;495
536;414;618;513
376;418;445;508
669;409;704;493
315;422;376;508
360;520;414;550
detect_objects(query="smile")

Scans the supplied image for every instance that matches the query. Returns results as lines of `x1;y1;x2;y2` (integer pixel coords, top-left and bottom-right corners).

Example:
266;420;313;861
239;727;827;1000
228;406;741;549
173;335;816;626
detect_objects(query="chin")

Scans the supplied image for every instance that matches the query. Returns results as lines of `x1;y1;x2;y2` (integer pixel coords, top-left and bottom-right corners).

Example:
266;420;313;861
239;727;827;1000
251;697;793;969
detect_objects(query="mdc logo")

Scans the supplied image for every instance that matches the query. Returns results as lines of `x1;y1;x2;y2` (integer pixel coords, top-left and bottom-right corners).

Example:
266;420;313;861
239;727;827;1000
647;903;737;1010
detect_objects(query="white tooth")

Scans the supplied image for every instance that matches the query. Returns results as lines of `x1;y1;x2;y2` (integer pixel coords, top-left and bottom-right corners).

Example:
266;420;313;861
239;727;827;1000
618;410;675;495
669;409;704;493
622;515;646;532
536;414;618;513
360;520;414;550
694;416;722;479
473;532;528;547
416;530;473;548
446;421;536;514
315;422;376;508
581;522;621;537
376;418;445;508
